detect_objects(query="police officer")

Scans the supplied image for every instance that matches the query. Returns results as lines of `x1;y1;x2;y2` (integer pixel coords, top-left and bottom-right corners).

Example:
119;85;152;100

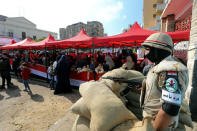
141;33;189;130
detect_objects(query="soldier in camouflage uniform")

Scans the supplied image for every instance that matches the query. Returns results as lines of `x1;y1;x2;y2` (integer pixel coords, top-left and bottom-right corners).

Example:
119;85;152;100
141;33;189;130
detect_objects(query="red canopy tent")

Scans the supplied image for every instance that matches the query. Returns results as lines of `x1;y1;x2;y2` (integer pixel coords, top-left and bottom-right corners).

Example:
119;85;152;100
21;34;55;49
0;40;16;50
94;22;190;47
1;38;35;50
46;29;93;49
45;22;189;49
0;37;20;46
5;22;188;50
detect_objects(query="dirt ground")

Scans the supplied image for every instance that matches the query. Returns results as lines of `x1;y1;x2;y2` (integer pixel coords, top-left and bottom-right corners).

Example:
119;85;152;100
0;77;80;131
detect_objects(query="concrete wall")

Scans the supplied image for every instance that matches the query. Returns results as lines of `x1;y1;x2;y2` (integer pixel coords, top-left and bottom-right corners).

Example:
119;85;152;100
187;0;197;121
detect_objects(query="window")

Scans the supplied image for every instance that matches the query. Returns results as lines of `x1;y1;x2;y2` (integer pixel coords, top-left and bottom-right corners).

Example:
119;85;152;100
153;14;156;18
33;35;36;40
22;32;26;40
153;4;157;8
8;32;13;37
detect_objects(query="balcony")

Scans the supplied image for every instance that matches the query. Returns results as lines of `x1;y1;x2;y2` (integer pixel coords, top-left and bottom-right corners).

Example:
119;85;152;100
156;3;165;12
156;15;161;21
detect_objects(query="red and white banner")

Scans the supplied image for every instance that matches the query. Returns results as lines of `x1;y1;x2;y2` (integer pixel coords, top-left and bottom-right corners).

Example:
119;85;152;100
26;63;102;86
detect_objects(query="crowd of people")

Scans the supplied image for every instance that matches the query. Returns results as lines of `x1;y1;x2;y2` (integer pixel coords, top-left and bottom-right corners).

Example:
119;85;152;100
0;48;155;95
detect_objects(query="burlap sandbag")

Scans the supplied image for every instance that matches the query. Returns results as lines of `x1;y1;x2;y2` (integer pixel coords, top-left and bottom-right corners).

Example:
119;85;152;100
100;69;145;97
72;115;90;131
79;80;137;131
112;120;136;131
70;98;91;119
112;117;154;131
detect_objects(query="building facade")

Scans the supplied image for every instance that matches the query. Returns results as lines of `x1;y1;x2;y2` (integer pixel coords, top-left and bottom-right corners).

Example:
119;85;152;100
59;21;104;40
161;0;192;32
0;15;57;40
143;0;166;31
160;0;193;65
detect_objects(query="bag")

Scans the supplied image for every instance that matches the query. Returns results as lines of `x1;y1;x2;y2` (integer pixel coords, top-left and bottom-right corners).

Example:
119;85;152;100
112;117;154;131
72;115;90;131
79;80;137;131
70;98;91;119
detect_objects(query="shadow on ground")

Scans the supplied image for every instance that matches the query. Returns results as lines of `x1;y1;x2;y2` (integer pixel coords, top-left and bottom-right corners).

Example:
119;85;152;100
56;89;81;103
30;93;44;102
5;84;21;100
0;94;4;100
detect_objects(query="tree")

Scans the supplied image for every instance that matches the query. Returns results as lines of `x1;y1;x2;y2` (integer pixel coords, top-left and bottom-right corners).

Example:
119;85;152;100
34;37;45;42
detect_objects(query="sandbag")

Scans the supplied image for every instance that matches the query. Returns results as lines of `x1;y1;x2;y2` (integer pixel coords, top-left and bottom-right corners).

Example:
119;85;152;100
72;115;90;131
99;69;144;99
79;80;137;131
112;120;136;131
113;117;154;131
70;98;91;119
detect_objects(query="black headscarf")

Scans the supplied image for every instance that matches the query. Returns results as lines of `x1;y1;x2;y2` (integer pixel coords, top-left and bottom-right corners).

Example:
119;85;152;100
56;55;70;76
55;55;72;94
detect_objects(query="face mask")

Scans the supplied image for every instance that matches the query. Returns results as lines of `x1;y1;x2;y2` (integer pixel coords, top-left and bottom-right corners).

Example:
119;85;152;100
145;47;170;63
144;47;158;63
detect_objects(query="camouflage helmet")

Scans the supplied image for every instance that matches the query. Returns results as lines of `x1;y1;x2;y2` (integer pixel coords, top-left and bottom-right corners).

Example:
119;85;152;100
142;33;173;53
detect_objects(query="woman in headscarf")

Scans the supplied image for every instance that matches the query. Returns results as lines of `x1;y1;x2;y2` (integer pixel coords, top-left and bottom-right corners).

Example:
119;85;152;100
54;55;72;94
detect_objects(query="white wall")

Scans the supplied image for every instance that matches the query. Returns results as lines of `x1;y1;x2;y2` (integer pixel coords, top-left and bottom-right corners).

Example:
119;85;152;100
0;17;57;40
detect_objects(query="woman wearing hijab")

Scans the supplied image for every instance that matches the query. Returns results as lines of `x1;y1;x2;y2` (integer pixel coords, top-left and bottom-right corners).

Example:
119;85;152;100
54;55;72;94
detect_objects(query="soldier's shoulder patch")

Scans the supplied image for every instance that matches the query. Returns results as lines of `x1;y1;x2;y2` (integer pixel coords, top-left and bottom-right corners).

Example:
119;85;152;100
165;71;179;93
165;77;178;93
161;71;182;106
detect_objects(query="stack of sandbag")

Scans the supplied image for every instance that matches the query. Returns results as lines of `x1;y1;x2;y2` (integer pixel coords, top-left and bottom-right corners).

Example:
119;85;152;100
70;68;146;131
100;69;144;120
70;80;138;131
71;81;137;131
